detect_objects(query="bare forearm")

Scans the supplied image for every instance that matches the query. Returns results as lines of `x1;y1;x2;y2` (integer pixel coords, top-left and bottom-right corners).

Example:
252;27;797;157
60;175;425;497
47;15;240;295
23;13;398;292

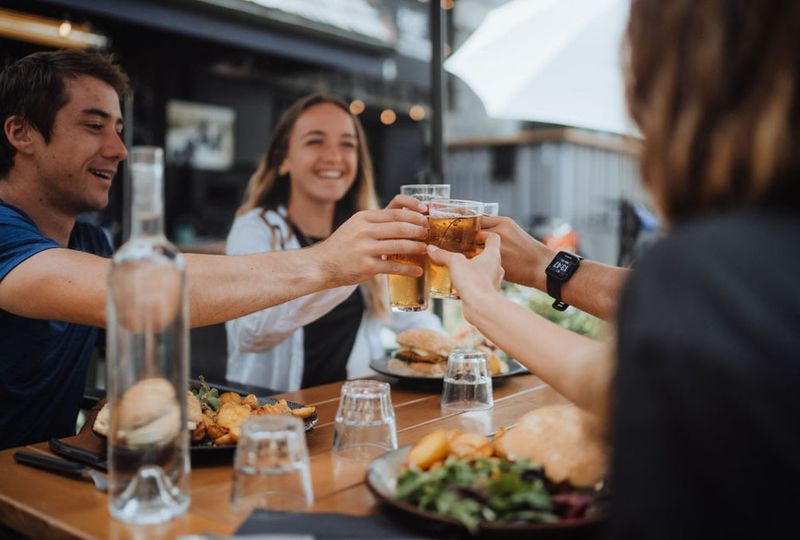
509;245;629;322
463;289;613;416
184;248;330;328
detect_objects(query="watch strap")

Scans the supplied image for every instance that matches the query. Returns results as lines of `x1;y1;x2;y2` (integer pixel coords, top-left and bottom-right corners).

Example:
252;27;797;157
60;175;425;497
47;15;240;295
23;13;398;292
546;275;569;311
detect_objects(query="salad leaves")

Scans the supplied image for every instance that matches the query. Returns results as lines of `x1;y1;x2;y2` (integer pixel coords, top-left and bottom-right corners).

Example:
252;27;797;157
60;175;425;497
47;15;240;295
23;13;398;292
396;456;559;533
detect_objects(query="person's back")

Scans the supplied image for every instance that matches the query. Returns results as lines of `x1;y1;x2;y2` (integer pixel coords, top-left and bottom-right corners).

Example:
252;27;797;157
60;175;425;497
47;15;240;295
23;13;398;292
612;210;800;537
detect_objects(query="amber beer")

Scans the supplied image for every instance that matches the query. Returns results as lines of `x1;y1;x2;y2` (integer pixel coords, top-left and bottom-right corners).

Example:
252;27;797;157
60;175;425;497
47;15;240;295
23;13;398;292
387;254;429;311
388;184;451;312
427;200;483;299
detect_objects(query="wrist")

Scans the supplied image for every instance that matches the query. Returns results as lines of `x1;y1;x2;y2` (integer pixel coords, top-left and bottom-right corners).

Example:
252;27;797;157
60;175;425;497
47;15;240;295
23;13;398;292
525;242;556;292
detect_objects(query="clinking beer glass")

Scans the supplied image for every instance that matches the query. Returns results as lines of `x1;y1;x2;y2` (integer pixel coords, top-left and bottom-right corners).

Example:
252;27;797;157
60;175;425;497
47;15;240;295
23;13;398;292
427;199;484;299
387;184;450;311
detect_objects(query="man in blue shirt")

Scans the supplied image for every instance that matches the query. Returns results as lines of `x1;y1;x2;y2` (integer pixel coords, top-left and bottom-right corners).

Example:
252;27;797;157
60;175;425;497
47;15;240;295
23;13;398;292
0;50;430;449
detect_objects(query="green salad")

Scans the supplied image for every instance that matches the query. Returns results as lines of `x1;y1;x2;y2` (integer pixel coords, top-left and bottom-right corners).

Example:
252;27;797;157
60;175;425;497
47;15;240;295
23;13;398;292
395;456;558;533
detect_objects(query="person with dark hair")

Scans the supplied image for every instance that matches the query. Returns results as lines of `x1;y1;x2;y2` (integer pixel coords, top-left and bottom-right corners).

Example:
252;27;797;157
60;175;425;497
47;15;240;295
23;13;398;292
225;93;442;391
427;0;800;537
0;50;429;449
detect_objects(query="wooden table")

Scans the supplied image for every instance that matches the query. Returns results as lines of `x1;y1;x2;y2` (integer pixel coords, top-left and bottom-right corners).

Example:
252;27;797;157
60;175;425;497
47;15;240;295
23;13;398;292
0;374;566;539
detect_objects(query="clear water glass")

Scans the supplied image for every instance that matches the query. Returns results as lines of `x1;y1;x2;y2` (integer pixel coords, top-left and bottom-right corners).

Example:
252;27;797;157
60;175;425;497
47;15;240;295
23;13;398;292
230;415;313;514
332;380;398;460
483;202;500;216
441;349;494;411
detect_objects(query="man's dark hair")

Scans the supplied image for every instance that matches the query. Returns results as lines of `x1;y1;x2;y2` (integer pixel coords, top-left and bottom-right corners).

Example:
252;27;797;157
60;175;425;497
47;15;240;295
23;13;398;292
0;49;130;178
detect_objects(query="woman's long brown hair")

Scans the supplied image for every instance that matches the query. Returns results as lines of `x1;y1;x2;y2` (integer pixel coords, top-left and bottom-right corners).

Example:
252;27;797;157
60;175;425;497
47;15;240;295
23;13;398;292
237;93;389;317
624;0;800;222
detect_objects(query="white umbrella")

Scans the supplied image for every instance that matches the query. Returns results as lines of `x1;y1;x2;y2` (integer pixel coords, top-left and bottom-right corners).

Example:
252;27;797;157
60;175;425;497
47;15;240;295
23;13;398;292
445;0;636;136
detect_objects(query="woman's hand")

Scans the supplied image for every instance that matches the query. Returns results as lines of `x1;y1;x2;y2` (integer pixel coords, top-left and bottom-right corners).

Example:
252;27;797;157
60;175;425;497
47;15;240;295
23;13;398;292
426;232;504;323
479;216;553;288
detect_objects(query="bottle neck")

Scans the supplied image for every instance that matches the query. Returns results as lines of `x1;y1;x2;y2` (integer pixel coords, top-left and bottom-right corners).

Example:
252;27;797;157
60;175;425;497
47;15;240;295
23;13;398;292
130;162;165;238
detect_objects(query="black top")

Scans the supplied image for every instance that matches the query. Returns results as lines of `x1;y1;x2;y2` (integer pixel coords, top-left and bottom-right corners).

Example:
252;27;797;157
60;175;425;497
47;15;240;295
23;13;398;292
290;222;365;388
610;210;800;539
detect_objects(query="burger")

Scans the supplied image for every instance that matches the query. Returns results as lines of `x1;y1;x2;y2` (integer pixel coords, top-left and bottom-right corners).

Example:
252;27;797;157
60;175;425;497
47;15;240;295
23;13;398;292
93;378;204;447
388;328;454;377
494;404;608;487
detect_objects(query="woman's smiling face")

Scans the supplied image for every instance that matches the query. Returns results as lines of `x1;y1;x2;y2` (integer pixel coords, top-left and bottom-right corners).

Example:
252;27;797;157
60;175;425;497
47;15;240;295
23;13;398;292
280;102;359;206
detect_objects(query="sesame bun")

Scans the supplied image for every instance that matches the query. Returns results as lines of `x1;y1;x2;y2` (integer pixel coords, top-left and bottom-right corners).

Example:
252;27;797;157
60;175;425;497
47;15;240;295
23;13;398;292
495;404;608;487
395;329;453;363
94;388;207;438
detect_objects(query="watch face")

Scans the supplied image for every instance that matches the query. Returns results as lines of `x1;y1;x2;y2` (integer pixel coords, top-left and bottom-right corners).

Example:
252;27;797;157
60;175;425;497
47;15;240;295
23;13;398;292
546;252;580;280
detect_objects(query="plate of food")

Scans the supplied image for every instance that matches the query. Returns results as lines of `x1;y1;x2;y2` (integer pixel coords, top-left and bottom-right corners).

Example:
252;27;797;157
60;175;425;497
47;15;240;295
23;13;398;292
89;377;317;458
366;405;608;537
370;329;528;387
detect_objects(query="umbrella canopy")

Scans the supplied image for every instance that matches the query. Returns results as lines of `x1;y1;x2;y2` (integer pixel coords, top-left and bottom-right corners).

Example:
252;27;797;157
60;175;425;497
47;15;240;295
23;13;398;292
445;0;636;136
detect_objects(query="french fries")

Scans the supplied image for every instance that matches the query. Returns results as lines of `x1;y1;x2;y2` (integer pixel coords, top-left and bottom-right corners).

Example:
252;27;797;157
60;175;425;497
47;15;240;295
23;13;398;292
196;394;316;446
405;429;506;470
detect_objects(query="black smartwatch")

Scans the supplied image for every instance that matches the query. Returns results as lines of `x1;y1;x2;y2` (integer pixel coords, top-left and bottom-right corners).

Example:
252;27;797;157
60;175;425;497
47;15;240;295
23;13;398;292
545;251;582;311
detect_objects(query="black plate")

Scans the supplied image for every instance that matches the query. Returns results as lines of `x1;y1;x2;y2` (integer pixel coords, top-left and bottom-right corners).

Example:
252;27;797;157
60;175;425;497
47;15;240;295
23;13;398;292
366;446;604;538
70;393;319;467
370;353;529;389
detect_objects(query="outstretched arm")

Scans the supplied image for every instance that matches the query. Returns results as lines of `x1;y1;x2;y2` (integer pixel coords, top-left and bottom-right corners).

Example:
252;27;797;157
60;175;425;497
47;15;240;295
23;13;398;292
0;208;429;328
480;216;629;321
426;234;614;424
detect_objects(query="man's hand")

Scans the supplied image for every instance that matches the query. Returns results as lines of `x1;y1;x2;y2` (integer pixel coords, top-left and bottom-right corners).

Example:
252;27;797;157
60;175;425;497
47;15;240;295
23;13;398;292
313;208;429;286
426;232;504;323
479;216;553;288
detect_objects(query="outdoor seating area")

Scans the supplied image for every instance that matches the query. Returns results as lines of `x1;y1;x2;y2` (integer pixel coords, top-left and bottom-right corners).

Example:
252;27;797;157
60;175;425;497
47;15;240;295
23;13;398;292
1;1;798;539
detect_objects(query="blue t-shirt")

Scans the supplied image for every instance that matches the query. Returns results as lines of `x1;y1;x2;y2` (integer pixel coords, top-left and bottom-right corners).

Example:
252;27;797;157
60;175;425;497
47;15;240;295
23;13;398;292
0;202;112;449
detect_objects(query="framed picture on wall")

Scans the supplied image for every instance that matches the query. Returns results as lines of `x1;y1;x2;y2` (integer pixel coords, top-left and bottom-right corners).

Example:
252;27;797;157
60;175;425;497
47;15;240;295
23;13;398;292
166;100;235;171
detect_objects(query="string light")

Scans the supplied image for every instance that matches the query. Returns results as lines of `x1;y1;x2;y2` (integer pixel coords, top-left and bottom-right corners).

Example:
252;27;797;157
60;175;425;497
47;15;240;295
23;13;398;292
349;99;365;115
408;105;426;121
442;0;455;10
58;20;72;38
380;109;397;125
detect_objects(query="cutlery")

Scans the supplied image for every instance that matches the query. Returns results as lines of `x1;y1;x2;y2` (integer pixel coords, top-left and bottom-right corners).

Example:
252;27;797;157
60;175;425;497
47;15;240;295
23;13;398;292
49;438;107;471
13;451;108;492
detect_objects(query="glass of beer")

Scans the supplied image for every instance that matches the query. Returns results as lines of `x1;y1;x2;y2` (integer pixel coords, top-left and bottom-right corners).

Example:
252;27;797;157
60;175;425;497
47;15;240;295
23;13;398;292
387;184;451;312
427;199;484;299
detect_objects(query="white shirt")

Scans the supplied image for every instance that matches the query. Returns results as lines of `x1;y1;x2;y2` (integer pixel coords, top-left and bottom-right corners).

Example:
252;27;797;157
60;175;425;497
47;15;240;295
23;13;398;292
225;206;442;391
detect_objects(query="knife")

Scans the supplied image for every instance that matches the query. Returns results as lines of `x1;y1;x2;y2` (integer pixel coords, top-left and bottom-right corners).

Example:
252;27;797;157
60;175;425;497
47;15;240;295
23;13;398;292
49;438;108;471
13;451;108;492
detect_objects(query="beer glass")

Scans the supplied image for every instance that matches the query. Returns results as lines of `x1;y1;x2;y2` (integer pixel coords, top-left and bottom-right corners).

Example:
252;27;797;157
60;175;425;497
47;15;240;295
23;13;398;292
387;184;450;312
427;199;483;299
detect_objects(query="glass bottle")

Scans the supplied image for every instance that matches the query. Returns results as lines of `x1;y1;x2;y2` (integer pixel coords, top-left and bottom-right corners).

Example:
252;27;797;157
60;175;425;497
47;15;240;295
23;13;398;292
107;147;190;524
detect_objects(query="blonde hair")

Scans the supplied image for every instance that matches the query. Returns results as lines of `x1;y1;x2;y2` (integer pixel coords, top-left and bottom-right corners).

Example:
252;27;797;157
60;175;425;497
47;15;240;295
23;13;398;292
237;93;389;317
624;0;800;222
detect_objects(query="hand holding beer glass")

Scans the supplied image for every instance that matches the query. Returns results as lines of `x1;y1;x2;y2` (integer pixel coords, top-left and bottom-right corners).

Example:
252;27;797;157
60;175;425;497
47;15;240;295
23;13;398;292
387;184;450;312
428;199;484;299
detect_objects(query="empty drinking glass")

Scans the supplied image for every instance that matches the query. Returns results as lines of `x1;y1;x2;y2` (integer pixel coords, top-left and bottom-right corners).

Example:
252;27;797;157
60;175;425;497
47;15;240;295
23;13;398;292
483;202;500;216
230;415;313;514
441;349;494;411
332;380;398;460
